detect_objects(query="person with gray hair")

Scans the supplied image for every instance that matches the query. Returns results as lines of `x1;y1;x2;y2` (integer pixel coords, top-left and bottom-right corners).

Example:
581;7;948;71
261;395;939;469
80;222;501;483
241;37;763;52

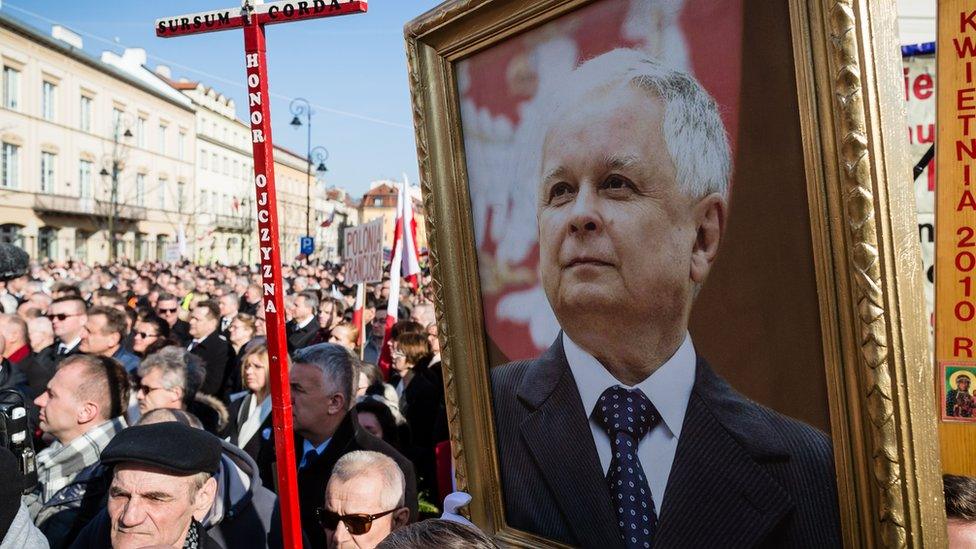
319;450;410;548
286;290;320;352
256;343;417;549
490;49;840;547
136;347;228;435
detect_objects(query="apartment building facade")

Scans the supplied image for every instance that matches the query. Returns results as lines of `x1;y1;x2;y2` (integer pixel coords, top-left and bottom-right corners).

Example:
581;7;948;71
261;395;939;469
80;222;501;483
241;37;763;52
0;16;196;263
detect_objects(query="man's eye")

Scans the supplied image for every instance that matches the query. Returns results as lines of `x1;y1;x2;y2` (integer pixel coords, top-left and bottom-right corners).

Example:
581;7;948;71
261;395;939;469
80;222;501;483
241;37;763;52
548;182;573;202
604;175;632;191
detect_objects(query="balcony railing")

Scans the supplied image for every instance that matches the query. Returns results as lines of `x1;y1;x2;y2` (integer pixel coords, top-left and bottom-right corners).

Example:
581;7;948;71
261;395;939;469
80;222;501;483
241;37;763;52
214;214;249;231
33;194;147;221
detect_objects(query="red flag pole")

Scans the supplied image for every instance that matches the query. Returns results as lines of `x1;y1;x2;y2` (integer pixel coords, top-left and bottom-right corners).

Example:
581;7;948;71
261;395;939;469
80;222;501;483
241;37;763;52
242;17;302;548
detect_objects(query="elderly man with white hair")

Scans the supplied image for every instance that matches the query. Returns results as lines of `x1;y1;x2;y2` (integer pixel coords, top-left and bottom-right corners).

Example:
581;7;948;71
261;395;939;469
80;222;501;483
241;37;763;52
319;450;410;549
490;49;840;548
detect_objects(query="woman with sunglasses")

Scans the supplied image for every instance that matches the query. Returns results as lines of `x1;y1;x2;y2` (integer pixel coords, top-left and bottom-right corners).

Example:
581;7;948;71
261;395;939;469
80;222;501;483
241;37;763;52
225;342;273;462
131;315;175;358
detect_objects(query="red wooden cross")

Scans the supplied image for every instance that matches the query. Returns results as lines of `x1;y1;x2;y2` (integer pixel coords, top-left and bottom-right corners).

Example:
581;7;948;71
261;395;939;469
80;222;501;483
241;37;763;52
155;2;367;547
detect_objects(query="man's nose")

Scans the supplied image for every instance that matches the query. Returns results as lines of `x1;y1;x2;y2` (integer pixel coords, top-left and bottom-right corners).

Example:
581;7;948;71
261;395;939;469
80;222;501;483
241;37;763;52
567;187;602;234
118;500;147;528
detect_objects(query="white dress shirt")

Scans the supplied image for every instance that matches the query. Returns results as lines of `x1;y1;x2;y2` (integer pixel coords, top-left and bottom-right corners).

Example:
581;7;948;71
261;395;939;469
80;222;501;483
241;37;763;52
564;331;696;513
58;337;81;355
295;315;315;330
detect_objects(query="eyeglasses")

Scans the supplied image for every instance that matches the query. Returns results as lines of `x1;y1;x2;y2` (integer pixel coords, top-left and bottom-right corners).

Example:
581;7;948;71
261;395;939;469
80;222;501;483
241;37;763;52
136;383;169;395
46;313;82;322
314;507;399;535
134;331;159;339
157;308;178;314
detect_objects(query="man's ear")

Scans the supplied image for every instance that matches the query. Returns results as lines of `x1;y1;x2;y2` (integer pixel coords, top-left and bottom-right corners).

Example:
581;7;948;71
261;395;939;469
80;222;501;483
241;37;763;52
191;476;218;521
689;193;727;284
76;401;100;425
392;507;410;529
328;392;347;414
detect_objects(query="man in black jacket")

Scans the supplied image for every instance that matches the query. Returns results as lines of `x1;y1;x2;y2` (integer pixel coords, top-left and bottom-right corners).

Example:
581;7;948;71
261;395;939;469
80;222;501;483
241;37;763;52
257;343;417;548
187;300;234;399
285;291;320;352
156;293;190;346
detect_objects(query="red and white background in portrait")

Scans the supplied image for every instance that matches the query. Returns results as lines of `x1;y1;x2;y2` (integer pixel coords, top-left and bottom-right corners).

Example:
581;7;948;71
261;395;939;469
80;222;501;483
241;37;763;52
458;0;743;363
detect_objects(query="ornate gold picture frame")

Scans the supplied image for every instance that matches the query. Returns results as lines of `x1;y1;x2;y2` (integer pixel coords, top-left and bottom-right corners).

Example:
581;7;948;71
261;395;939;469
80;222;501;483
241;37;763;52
405;0;944;545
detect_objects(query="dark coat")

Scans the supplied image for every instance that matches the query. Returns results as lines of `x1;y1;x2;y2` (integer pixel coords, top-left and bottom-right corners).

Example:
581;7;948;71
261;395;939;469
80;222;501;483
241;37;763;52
172;319;192;346
400;358;445;498
285;318;319;352
70;516;219;549
11;348;53;399
225;393;273;464
490;336;842;548
190;331;235;399
256;410;418;549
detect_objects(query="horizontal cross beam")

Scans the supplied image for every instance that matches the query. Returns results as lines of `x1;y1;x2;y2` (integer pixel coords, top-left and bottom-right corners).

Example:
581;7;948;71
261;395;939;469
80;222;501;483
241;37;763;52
156;0;366;38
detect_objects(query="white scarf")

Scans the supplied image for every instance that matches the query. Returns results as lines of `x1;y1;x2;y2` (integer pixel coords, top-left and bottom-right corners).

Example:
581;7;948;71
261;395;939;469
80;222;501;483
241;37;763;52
237;393;271;449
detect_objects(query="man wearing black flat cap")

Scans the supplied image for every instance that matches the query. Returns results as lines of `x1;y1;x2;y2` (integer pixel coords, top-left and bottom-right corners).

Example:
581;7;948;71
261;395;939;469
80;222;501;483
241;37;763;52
69;422;222;549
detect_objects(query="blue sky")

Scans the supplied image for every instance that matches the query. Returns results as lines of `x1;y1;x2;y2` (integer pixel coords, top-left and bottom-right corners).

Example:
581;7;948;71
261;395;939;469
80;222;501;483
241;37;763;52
4;1;442;199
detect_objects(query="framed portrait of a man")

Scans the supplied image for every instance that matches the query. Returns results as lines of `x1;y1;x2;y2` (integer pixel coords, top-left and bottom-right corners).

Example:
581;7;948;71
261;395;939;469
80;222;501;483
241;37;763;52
405;0;945;546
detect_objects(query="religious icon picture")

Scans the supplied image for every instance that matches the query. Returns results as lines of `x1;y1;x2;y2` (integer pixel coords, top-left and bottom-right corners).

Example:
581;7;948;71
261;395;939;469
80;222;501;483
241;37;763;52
942;362;976;422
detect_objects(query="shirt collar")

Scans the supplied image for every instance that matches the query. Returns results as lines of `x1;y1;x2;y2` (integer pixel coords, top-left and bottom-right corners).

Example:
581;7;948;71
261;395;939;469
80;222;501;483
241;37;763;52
296;315;315;330
302;437;331;457
60;337;81;351
563;331;696;439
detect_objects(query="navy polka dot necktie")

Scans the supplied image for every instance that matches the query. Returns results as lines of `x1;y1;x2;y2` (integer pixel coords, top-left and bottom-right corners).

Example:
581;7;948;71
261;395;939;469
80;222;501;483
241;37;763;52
592;386;660;549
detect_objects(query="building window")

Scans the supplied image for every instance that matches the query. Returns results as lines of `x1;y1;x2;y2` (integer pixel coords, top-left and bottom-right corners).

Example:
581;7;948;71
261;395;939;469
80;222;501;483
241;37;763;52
41;81;56;121
200;149;208;170
112;108;123;139
38;227;57;260
136;117;146;147
134;233;145;261
75;230;89;262
3;67;19;110
223;156;229;175
1;143;19;189
78;159;93;198
178;131;186;160
159;177;167;210
199;190;208;213
158;124;167;155
79;95;92;132
135;173;145;206
211;152;218;169
177;181;186;213
0;224;23;247
374;198;382;207
40;152;55;193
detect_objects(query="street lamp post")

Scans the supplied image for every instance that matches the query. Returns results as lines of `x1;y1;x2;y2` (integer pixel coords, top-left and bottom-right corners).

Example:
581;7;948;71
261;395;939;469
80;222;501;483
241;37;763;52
100;117;133;262
290;98;329;259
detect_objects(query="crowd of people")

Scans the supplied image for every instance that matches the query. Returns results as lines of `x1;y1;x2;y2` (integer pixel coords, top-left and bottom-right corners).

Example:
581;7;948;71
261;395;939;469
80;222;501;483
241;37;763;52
0;258;477;549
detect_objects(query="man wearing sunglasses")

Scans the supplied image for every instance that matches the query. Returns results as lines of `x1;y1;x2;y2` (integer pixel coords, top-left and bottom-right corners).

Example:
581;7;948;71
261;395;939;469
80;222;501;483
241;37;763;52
156;293;191;346
46;296;88;363
320;451;409;549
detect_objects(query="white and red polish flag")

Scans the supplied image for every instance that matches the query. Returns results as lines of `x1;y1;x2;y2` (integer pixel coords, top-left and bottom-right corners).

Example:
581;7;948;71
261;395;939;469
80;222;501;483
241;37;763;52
392;174;422;291
351;283;366;348
376;176;421;376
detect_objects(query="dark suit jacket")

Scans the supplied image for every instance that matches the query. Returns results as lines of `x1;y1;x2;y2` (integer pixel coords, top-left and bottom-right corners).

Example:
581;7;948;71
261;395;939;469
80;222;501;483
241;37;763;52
285;318;319;352
256;410;418;549
491;337;841;548
190;331;234;399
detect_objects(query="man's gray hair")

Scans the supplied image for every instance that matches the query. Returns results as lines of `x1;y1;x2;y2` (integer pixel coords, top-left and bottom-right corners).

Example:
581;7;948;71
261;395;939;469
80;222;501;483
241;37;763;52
292;343;353;404
138;347;205;407
298;290;319;314
329;450;405;509
547;48;731;200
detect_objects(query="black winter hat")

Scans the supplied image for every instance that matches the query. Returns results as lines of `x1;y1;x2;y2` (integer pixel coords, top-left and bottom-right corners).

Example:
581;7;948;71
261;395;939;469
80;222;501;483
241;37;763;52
100;422;221;474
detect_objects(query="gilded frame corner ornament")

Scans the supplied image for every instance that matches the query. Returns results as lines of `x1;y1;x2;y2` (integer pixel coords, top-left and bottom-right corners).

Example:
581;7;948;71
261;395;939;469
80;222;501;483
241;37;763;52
405;0;945;545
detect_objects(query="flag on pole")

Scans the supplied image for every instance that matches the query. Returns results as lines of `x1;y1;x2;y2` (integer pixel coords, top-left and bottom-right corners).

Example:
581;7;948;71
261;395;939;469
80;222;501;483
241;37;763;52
352;283;366;348
390;175;422;292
